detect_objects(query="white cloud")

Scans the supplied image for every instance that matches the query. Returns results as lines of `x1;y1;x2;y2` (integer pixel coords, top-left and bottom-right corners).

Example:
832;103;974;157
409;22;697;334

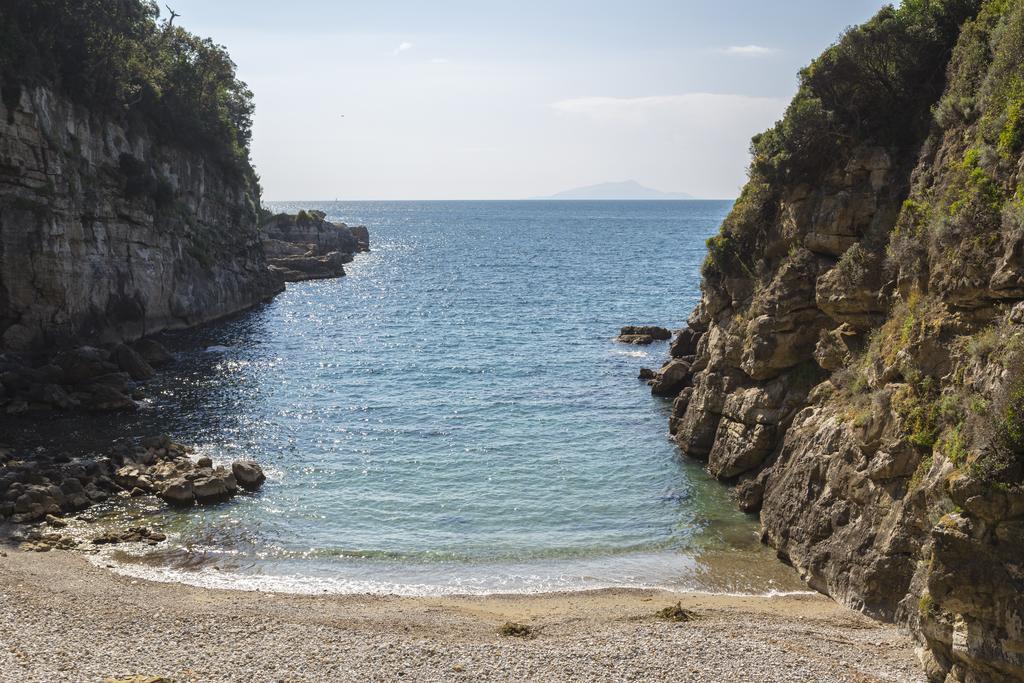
550;93;786;126
394;41;414;55
721;45;778;57
430;57;450;64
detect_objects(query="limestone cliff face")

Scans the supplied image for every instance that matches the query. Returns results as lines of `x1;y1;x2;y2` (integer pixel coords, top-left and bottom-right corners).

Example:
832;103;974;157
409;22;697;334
652;3;1024;681
0;81;283;351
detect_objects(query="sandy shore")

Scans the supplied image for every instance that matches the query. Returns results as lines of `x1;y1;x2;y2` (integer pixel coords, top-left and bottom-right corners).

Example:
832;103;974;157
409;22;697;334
0;549;926;682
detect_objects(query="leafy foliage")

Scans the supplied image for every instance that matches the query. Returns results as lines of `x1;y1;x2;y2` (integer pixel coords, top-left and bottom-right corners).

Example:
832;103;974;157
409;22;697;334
751;0;979;183
0;0;254;172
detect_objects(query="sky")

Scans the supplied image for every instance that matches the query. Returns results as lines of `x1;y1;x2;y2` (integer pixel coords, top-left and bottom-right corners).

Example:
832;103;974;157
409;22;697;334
166;0;891;200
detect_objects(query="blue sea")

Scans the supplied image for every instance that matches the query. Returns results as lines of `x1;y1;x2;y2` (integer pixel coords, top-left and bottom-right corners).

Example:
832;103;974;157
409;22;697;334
70;201;803;594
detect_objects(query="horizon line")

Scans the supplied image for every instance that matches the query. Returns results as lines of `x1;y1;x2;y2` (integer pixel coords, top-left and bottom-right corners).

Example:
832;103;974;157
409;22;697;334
261;197;738;203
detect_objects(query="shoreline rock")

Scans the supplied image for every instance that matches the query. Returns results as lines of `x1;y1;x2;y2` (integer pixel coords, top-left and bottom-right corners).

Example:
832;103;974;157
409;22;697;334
0;434;267;528
0;338;176;416
260;210;370;282
616;325;672;345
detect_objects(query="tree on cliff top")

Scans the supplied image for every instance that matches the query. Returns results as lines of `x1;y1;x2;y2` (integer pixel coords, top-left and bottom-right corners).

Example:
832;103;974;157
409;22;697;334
0;0;254;174
751;0;980;184
704;0;981;281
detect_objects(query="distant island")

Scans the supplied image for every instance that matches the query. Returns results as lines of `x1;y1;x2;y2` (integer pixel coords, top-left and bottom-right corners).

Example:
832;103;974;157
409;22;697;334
536;180;694;200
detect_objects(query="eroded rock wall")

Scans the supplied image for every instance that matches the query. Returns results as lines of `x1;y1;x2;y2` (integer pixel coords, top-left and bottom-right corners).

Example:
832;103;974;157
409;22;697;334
652;3;1024;681
0;81;283;351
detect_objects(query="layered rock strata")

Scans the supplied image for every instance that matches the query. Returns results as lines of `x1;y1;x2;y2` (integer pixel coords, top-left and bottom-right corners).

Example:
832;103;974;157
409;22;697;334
261;210;370;282
0;80;284;352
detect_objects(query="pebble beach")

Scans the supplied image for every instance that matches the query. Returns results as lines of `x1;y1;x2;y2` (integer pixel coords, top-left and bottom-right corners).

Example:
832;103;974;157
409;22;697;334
0;549;926;682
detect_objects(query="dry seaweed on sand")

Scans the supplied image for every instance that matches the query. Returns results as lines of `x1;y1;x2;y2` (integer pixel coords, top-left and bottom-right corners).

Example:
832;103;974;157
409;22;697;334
655;602;696;622
498;621;534;637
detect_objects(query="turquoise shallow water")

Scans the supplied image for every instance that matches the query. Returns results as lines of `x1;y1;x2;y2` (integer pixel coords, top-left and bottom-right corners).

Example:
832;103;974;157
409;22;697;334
57;201;803;594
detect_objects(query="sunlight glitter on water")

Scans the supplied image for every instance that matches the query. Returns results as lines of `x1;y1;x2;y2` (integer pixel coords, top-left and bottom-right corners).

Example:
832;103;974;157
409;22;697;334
18;201;808;595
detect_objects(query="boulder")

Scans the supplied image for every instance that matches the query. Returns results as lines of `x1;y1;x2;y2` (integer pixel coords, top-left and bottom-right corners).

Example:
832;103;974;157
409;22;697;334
133;339;175;367
650;359;692;397
114;466;155;492
29;383;78;410
232;460;266;491
158;477;195;507
79;384;136;412
11;484;62;522
141;434;173;450
54;347;118;384
110;344;155;380
90;372;132;392
192;467;237;504
617;334;654;345
350;225;371;251
670;328;701;358
619;325;672;341
45;514;67;528
1;324;34;351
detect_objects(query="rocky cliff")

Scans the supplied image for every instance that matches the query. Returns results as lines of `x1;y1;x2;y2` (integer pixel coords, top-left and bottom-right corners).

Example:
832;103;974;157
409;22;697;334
0;79;283;352
650;2;1024;680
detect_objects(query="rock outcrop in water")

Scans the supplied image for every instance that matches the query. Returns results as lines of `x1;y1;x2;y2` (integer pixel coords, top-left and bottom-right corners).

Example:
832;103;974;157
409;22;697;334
261;210;370;282
616;325;672;345
648;3;1024;680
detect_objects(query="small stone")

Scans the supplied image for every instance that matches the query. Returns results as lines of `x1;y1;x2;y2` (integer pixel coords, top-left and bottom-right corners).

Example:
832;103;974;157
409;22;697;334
45;514;67;528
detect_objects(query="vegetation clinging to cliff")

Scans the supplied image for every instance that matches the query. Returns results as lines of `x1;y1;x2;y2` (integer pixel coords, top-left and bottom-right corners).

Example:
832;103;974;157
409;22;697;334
702;0;981;284
0;0;254;173
751;0;978;184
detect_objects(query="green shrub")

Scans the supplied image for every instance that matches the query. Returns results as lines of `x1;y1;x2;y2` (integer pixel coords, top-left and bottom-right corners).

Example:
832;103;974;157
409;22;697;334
999;382;1024;452
938;423;970;465
0;1;254;174
753;0;979;183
